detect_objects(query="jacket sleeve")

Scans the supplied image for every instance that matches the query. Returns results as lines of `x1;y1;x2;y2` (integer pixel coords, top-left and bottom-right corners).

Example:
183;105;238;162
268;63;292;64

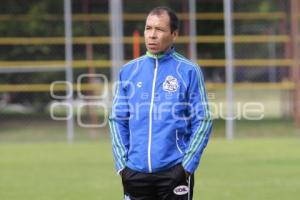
182;66;213;174
108;70;130;174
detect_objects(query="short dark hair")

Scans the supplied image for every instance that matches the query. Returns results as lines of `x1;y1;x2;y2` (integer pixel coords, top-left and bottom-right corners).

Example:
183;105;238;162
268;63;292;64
148;6;179;33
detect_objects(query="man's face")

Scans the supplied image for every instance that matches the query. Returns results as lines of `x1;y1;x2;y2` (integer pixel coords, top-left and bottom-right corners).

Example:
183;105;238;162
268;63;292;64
144;12;177;54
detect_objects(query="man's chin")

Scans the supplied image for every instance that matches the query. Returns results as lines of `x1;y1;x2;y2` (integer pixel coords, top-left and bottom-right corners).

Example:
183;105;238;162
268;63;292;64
148;50;158;54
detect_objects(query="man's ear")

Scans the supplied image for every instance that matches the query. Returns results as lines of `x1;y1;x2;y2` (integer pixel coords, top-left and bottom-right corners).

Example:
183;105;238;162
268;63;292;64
172;30;178;41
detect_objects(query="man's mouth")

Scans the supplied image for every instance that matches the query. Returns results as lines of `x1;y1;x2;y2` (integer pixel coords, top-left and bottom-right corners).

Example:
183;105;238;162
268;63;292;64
148;43;157;47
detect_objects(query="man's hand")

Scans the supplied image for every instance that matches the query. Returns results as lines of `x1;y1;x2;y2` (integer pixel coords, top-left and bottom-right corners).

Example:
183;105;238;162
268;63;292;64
184;170;190;178
119;168;126;177
181;165;190;178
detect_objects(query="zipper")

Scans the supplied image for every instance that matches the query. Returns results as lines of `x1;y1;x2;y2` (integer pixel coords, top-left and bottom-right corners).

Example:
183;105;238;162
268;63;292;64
176;129;183;154
148;58;158;173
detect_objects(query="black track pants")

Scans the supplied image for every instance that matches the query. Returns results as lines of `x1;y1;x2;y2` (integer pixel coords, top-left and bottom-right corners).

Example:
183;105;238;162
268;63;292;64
121;164;194;200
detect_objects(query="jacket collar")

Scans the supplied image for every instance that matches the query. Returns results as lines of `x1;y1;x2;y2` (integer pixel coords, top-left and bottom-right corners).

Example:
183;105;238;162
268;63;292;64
146;47;175;61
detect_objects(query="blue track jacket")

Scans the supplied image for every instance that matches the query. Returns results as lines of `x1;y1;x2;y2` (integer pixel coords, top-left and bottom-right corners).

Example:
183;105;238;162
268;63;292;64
109;48;212;174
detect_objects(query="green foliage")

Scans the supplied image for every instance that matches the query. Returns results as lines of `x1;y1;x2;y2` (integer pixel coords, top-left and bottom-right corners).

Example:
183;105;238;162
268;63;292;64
0;0;289;110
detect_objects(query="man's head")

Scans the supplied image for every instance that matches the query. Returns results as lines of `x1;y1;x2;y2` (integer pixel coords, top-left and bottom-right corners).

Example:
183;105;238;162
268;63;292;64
144;6;179;55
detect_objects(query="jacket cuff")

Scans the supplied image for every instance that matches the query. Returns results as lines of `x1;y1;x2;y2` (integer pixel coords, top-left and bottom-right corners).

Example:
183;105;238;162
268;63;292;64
116;161;126;175
182;162;194;174
117;167;125;175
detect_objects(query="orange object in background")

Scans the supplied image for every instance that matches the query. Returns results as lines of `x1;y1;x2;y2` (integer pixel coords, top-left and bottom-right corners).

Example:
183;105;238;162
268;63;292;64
133;30;140;58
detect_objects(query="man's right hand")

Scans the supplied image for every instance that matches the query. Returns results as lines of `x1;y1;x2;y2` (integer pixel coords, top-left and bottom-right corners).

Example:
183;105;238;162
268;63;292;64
119;167;128;177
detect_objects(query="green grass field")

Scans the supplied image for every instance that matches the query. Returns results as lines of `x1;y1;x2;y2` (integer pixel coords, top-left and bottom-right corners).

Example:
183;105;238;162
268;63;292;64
0;114;298;142
1;138;300;200
0;89;299;200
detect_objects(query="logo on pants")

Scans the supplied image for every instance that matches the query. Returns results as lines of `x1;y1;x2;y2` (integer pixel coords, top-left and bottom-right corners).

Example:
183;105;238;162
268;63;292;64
173;185;189;195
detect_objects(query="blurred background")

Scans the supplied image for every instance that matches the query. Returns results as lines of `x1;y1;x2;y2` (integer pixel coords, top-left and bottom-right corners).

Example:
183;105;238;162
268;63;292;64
0;0;299;200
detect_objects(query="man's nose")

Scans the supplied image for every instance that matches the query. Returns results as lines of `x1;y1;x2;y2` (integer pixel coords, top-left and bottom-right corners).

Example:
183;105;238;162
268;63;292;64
149;30;157;38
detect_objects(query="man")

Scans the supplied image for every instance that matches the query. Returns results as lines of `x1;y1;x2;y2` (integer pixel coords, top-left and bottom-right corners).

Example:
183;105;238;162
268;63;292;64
109;6;212;200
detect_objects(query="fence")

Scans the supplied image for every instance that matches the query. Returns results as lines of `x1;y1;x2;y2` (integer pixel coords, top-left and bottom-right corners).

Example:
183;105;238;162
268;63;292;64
0;0;299;142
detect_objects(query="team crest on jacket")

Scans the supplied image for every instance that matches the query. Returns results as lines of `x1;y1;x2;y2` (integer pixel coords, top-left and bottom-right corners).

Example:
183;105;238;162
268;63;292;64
163;76;179;92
